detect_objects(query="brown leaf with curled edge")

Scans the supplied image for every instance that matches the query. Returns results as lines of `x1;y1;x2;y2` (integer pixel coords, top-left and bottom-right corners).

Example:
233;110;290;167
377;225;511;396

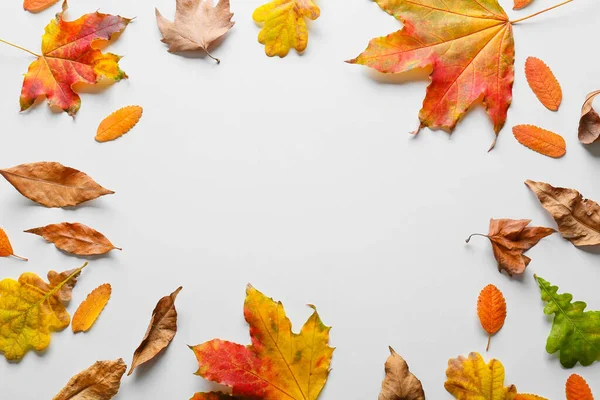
26;222;121;256
0;162;113;208
526;180;600;246
128;286;182;375
578;90;600;145
467;218;554;276
379;347;425;400
0;227;27;261
52;358;126;400
525;57;562;111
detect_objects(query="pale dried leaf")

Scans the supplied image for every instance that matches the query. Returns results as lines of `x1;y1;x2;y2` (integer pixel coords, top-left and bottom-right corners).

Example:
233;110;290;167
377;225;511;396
52;358;126;400
379;347;425;400
578;90;600;145
26;222;120;256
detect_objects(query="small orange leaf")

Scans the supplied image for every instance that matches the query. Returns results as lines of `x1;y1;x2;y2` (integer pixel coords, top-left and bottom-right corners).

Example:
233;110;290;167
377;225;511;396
525;57;562;111
513;0;534;10
23;0;59;13
72;283;112;333
566;374;594;400
515;395;548;400
477;284;506;351
96;106;143;143
513;125;566;158
0;227;27;261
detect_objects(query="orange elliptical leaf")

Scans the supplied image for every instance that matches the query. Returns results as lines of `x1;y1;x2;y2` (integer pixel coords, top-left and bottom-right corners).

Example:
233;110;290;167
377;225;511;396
24;0;59;13
514;0;535;10
96;106;143;143
566;374;595;400
525;57;562;111
0;227;27;261
72;283;112;333
512;125;566;158
477;284;507;351
19;2;131;116
348;0;515;147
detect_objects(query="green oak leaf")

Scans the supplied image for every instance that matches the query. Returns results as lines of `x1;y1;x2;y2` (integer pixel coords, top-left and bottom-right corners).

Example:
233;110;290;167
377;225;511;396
535;275;600;368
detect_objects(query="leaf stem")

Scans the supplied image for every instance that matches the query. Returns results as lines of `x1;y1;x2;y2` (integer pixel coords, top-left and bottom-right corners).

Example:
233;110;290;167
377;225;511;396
204;49;220;64
0;38;40;57
510;0;573;24
486;334;491;351
10;254;28;261
466;233;489;243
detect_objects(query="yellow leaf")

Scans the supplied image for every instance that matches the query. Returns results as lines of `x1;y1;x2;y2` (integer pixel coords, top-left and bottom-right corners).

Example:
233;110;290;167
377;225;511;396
0;263;87;360
96;106;143;143
72;283;112;333
252;0;320;57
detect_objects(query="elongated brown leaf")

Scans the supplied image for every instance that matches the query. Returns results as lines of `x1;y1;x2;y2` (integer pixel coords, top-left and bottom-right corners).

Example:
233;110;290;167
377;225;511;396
128;286;182;375
526;180;600;246
25;222;120;256
379;347;425;400
578;90;600;145
52;358;126;400
0;162;113;208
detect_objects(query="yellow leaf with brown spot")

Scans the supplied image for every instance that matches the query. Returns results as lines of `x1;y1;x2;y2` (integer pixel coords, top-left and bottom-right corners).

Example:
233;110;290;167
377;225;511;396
72;283;112;333
96;106;143;143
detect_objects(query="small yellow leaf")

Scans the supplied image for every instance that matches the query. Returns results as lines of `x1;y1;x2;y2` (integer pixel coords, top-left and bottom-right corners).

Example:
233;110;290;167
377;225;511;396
72;283;112;333
96;106;143;143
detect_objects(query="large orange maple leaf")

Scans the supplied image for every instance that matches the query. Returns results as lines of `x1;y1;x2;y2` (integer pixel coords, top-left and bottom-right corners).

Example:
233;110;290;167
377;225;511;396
348;0;533;146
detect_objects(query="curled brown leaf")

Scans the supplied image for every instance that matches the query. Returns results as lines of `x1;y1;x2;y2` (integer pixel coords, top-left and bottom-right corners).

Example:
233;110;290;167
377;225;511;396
578;90;600;145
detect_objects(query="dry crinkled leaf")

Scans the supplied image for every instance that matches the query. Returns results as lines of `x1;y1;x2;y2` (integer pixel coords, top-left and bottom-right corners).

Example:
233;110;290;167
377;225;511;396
566;374;594;400
0;227;27;261
526;180;600;247
128;286;182;375
96;106;143;143
512;125;566;158
578;90;600;145
477;284;506;351
467;218;554;276
156;0;234;63
348;0;515;147
525;57;562;111
0;263;86;360
24;0;59;12
253;0;320;57
379;347;425;400
72;283;112;333
0;162;113;208
514;0;534;9
191;284;334;400
52;358;126;400
20;2;130;116
26;222;120;255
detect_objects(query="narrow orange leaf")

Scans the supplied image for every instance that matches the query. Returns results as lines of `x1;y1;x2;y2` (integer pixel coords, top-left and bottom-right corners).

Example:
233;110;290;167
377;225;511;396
566;374;594;400
96;106;143;143
514;0;535;10
513;125;566;158
0;227;27;261
477;284;506;351
515;395;548;400
23;0;59;13
72;283;112;333
525;57;562;111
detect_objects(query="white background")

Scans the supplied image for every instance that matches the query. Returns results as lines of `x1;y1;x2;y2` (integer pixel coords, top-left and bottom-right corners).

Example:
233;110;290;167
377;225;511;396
0;0;599;398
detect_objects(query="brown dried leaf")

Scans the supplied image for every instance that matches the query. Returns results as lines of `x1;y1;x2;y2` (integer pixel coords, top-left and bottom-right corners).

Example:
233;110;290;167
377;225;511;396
525;57;562;111
526;180;600;247
25;222;120;256
156;0;234;63
0;162;113;208
467;218;554;276
578;90;600;145
379;347;425;400
128;286;182;375
52;358;126;400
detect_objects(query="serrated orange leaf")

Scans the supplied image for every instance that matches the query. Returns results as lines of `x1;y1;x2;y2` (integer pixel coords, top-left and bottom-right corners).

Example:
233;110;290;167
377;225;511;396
515;395;548;400
477;284;507;351
19;2;131;116
512;125;566;158
23;0;59;13
0;227;27;261
566;374;594;400
0;263;86;360
514;0;535;10
191;284;334;400
96;106;143;143
525;57;562;111
72;283;111;333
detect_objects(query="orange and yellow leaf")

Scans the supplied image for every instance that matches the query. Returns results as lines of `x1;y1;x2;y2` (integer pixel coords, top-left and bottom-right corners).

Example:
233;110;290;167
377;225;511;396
23;0;59;13
525;57;562;111
566;374;594;400
0;227;27;261
513;125;566;158
96;106;143;143
72;283;111;333
477;284;507;351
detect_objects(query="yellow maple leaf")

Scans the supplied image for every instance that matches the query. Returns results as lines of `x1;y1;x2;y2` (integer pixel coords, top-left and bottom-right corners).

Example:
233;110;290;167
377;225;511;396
0;263;87;360
252;0;320;57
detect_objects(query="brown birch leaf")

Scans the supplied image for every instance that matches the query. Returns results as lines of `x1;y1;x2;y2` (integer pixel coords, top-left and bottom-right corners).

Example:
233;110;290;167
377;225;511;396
526;180;600;246
513;125;566;158
0;227;27;261
128;286;182;375
52;358;126;400
25;222;120;256
379;347;425;400
578;90;600;145
0;162;113;208
525;57;562;111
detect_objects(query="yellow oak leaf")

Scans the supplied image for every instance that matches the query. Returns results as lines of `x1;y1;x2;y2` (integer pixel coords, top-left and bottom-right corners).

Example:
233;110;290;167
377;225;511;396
253;0;320;57
0;263;87;360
